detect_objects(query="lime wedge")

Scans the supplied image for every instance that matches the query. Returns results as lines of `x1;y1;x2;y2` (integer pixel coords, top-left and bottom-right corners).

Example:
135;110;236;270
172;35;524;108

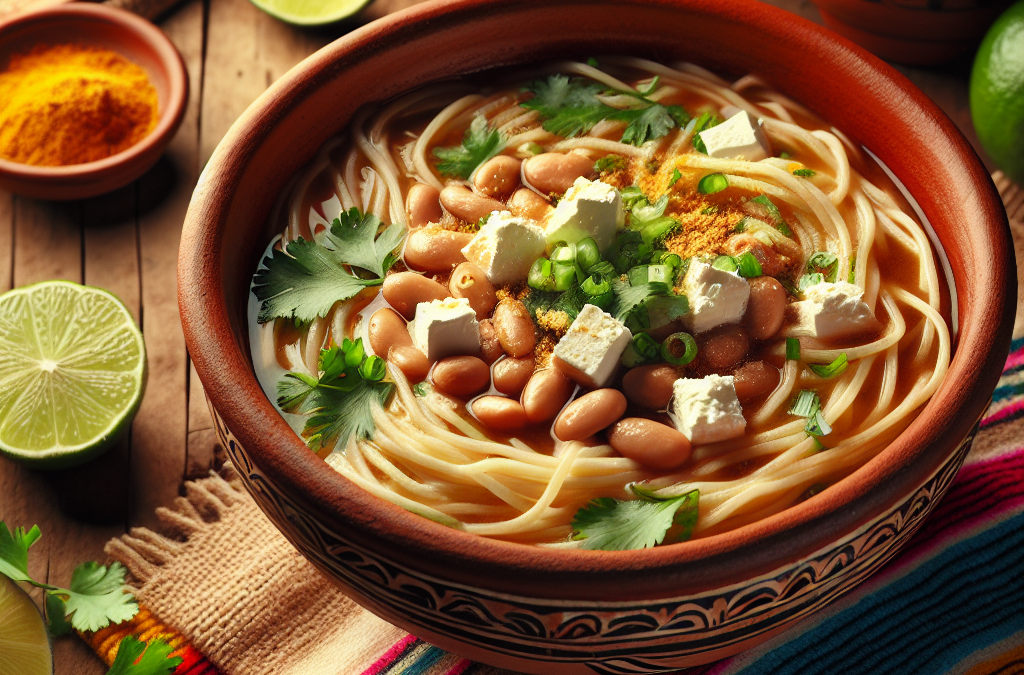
0;577;53;675
248;0;371;26
0;281;146;469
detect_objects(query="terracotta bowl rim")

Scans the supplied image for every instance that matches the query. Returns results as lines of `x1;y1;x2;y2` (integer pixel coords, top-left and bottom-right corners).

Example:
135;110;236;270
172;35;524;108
0;3;188;181
179;0;1014;594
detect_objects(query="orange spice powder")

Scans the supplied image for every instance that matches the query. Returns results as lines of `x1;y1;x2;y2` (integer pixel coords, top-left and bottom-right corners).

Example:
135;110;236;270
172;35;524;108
0;44;159;167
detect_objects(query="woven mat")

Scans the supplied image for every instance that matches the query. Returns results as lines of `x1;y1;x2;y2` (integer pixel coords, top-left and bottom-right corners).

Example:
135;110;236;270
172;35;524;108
85;173;1024;675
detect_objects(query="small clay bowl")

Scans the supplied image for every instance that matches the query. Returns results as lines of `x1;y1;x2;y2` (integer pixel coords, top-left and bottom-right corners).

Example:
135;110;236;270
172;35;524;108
179;0;1014;672
0;4;187;200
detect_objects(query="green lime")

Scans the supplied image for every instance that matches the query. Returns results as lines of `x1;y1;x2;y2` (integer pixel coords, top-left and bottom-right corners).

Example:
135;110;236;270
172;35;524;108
0;576;53;675
248;0;371;26
0;280;146;469
970;0;1024;184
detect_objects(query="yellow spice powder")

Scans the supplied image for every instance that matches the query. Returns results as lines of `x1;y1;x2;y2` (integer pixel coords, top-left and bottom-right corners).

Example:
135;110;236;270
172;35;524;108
0;44;159;166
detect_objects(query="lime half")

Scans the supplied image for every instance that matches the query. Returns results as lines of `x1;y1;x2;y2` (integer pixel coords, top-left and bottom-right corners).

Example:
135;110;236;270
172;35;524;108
0;281;146;469
248;0;371;26
0;577;52;675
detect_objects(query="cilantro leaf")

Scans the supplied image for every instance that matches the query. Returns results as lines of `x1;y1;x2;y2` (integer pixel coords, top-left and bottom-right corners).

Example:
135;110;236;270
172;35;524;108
46;594;73;636
252;239;382;324
615;104;677;146
106;636;182;675
323;209;405;278
433;114;505;179
277;340;395;452
0;522;39;582
572;489;700;550
612;278;656;323
62;561;138;632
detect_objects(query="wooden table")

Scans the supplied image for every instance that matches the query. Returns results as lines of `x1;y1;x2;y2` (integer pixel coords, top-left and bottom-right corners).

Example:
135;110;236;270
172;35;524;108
0;0;993;671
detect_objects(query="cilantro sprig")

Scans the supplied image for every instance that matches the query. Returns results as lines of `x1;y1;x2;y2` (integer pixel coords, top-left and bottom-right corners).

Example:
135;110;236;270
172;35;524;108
522;74;689;147
277;339;394;452
572;487;699;551
0;522;138;634
252;208;404;324
106;636;182;675
433;114;506;178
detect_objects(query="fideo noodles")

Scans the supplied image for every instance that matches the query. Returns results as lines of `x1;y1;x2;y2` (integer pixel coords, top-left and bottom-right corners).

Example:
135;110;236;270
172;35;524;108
247;57;950;549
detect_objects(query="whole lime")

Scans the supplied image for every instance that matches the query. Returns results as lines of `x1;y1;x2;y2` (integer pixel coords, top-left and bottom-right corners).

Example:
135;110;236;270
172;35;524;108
971;0;1024;184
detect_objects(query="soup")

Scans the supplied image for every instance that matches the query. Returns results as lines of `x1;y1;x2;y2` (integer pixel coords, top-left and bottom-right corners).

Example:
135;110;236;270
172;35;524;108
247;58;950;549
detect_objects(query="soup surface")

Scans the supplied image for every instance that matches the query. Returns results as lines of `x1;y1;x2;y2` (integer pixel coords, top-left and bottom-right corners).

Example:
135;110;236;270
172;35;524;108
248;58;950;549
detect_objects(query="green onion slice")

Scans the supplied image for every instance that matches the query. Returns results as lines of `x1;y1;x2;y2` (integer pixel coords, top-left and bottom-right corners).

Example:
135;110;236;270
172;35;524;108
789;389;819;418
553;262;576;291
805;410;832;437
661;332;697;366
576;237;601;271
528;258;556;291
786;337;801;361
633;333;661;362
712;255;738;273
550;241;576;264
735;251;762;278
808;353;848;379
698;173;728;195
361;355;387;382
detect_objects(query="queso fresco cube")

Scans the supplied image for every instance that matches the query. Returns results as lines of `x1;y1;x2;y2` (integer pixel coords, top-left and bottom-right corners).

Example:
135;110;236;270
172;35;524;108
552;304;632;388
697;110;772;162
461;211;547;286
669;375;746;445
409;298;480;361
544;178;624;253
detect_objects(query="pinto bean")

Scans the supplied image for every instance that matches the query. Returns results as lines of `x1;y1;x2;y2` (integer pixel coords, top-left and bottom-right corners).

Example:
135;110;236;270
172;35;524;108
521;368;575;423
608;418;692;470
449;262;498;319
382;272;450;320
431;356;490;398
699;325;750;372
492;298;535;357
732;360;781;401
474;155;522;200
523;152;595;196
406;183;443;228
745;277;787;340
492;355;535;397
472;396;529;431
622;364;679;410
508;187;553;221
439;184;504;223
478;319;504;365
388;345;431;382
554;389;627;441
404;226;472;272
368;308;412;357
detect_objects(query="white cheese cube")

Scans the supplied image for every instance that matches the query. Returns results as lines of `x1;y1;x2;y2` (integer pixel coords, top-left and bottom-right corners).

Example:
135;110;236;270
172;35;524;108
682;259;750;334
552;304;632;388
409;298;480;361
669;375;746;445
698;110;771;162
461;211;547;285
543;178;624;253
785;281;878;340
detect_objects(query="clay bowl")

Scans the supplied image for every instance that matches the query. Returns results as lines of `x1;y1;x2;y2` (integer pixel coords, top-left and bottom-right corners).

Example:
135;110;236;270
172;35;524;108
809;0;1013;66
0;3;188;200
178;0;1014;672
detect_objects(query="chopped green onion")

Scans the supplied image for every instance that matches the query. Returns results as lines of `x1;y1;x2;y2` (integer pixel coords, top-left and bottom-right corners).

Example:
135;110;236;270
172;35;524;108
581;274;613;310
669;168;682;186
805;410;832;437
698;173;728;195
734;217;748;233
712;255;738;273
553;262;576;291
806;251;839;282
576;237;601;271
735;251;762;278
628;264;673;287
620;186;646;209
792;168;816;177
634;333;661;361
651;251;682;268
661;332;697;366
798;272;823;292
776;221;794;237
360;355;387;381
789;390;819;418
550;241;576;264
808;353;848;379
786;337;801;361
528;258;556;291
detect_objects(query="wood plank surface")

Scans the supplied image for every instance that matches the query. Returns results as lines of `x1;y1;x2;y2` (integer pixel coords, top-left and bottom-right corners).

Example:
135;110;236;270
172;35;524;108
0;0;1000;672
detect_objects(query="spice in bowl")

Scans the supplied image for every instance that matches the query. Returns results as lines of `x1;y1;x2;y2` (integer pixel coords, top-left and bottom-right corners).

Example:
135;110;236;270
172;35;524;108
0;44;159;167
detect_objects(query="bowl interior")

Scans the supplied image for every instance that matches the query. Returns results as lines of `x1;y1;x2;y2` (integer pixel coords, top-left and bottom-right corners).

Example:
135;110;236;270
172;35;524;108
181;0;1014;599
